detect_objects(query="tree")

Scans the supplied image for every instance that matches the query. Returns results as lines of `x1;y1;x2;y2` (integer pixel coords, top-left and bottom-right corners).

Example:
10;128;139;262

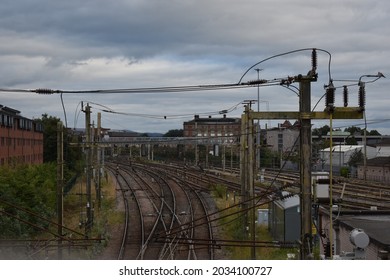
344;126;362;135
39;114;60;163
368;129;381;136
312;125;330;137
348;149;364;167
164;129;183;137
37;114;83;175
345;136;358;145
0;163;56;238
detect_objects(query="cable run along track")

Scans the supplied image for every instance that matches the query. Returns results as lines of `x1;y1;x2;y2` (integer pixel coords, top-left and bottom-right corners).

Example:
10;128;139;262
107;162;215;260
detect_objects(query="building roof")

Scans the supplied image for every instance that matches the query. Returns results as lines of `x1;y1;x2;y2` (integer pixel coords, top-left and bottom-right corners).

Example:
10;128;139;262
280;120;292;128
326;131;351;137
375;138;390;147
361;156;390;167
322;145;363;153
0;104;21;115
334;211;390;248
274;192;300;209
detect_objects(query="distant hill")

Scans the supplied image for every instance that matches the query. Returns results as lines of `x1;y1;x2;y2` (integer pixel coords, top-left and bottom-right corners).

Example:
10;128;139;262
146;132;164;137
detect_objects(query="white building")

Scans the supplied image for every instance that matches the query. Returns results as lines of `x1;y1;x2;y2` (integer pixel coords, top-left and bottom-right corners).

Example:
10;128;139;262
320;145;377;168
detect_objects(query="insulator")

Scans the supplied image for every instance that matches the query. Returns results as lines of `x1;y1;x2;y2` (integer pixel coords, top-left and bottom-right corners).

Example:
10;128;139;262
36;88;54;95
324;242;334;258
311;48;317;70
325;86;335;108
247;79;267;85
343;86;348;107
359;84;366;109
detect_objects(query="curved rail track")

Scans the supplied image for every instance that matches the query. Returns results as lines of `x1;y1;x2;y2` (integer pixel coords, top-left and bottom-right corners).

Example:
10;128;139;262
107;161;215;260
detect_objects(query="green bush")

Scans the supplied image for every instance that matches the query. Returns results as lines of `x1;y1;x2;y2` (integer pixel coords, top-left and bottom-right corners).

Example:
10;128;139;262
340;167;350;177
0;163;56;238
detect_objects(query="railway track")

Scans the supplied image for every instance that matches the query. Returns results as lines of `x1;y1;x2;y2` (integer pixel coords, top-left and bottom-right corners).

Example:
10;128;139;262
264;170;390;210
107;162;215;259
150;163;390;210
143;164;216;259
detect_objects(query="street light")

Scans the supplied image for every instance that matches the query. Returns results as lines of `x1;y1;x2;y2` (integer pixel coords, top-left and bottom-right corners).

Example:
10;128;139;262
254;68;263;113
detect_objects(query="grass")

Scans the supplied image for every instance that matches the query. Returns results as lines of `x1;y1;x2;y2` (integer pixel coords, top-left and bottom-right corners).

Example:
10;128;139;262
211;183;299;260
34;171;123;259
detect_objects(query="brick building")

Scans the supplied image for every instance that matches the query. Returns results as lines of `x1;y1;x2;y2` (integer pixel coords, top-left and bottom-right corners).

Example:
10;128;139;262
0;105;44;166
357;156;390;183
183;115;241;144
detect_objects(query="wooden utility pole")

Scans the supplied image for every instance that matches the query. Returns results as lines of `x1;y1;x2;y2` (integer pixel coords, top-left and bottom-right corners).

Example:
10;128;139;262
248;109;256;260
97;112;102;210
57;121;64;259
240;103;256;259
297;74;315;259
84;103;93;237
241;72;363;259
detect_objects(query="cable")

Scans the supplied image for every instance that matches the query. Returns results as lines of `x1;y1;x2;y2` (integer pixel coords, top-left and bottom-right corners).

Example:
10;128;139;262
237;47;332;85
60;92;68;128
98;101;244;120
0;88;32;93
0;83;262;94
280;84;300;97
73;101;83;129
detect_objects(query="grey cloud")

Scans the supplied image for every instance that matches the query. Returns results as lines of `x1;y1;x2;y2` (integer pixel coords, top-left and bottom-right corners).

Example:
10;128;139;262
0;0;389;133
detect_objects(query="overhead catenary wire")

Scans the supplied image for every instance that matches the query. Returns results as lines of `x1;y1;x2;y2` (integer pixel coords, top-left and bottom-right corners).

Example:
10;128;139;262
97;100;244;120
0;78;285;95
0;47;331;96
237;47;332;85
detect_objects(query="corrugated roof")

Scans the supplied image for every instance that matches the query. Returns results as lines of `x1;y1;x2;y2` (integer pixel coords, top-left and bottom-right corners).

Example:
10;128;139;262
274;192;300;209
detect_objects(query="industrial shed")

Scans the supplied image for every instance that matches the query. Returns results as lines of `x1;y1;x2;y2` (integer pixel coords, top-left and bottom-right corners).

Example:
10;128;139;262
269;192;300;242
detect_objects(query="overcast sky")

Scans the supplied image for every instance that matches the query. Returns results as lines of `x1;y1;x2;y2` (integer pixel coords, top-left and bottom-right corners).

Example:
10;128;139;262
1;0;389;134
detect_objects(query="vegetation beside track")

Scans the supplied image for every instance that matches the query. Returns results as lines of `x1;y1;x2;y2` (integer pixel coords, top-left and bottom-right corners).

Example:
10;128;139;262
61;171;124;259
210;183;298;260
